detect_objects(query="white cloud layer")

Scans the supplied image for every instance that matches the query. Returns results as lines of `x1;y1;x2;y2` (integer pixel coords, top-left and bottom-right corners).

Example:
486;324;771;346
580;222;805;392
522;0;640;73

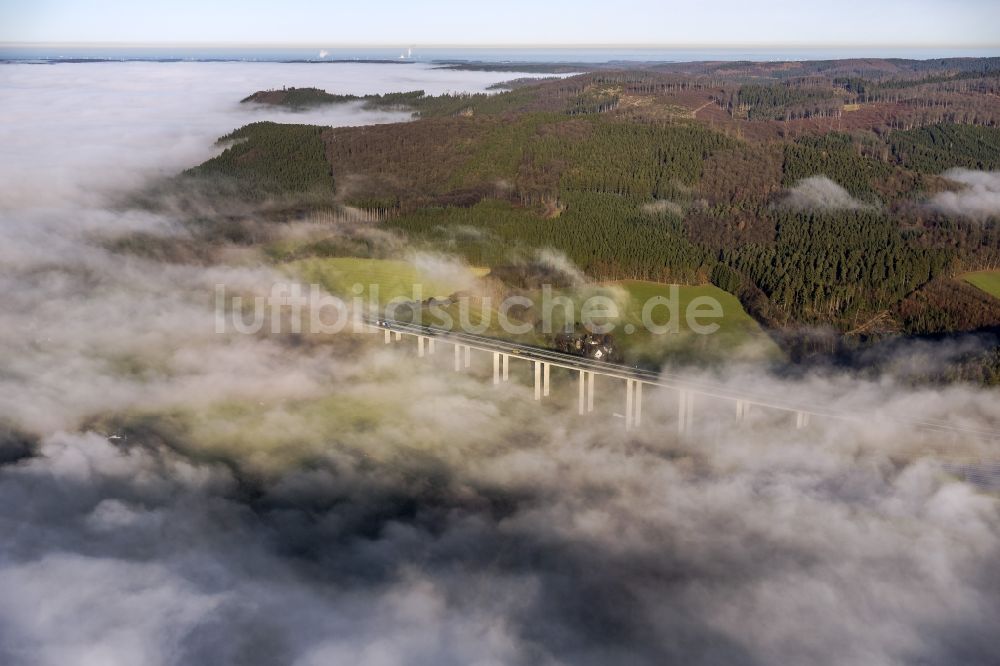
782;175;872;211
931;169;1000;219
0;62;999;666
0;61;550;430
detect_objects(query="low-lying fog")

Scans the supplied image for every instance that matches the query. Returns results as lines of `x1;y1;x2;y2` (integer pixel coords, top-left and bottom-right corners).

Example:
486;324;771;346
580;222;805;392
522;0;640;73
0;62;998;666
0;61;549;206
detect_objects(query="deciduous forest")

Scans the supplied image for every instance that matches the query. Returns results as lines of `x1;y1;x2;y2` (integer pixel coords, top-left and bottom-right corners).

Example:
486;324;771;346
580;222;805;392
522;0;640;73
185;57;1000;379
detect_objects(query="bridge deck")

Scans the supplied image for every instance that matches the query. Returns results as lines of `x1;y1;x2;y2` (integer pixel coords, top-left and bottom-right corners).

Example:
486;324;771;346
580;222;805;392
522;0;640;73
364;317;1000;442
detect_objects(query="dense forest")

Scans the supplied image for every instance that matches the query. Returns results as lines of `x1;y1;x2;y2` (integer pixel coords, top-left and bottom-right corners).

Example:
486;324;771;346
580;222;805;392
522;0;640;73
184;122;333;198
889;124;1000;173
183;58;1000;376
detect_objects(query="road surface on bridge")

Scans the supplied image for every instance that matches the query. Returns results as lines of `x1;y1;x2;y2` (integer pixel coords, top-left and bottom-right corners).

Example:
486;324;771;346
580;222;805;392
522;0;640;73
364;316;1000;442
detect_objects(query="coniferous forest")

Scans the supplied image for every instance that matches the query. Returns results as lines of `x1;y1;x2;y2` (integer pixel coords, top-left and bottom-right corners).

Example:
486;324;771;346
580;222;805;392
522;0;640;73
185;58;1000;377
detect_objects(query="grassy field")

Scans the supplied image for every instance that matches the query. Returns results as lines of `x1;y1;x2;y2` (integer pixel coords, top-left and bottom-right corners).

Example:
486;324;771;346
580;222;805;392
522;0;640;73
286;257;780;366
288;257;488;303
432;279;780;365
962;270;1000;300
612;280;780;365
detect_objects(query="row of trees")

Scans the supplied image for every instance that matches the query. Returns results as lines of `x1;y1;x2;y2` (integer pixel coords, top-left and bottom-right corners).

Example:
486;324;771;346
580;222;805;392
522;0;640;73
835;70;1000;97
714;84;837;120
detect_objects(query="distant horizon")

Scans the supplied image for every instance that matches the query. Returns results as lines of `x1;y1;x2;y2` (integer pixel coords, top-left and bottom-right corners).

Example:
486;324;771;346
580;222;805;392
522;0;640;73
5;41;1000;49
3;43;1000;65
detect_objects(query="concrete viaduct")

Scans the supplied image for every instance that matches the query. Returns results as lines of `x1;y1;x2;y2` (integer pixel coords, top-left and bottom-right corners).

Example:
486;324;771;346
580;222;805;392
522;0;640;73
368;317;1000;441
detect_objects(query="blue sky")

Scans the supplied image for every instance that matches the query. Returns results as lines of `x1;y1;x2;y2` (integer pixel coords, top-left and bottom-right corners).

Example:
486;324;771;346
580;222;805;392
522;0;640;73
2;0;998;46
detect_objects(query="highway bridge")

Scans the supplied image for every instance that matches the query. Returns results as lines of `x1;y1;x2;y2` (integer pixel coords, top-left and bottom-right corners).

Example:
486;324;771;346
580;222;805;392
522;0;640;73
365;317;1000;443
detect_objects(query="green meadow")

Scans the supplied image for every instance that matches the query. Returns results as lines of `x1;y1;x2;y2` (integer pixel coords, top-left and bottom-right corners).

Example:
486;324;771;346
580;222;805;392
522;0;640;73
285;257;781;366
962;270;1000;300
288;257;487;303
611;280;779;365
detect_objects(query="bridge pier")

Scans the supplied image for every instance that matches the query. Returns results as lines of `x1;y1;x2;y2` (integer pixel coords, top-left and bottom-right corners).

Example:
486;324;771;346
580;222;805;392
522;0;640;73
384;329;391;344
736;399;749;420
394;331;402;342
625;380;644;431
428;338;435;355
464;345;471;368
796;411;810;429
588;371;595;413
529;362;552;398
502;354;510;381
678;390;695;434
635;382;642;428
577;370;596;415
454;344;462;372
493;352;501;385
626;380;634;430
418;336;426;358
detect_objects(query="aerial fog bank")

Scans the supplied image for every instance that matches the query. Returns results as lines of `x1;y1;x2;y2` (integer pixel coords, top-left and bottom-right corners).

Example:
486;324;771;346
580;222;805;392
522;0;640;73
0;61;548;206
0;62;998;666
